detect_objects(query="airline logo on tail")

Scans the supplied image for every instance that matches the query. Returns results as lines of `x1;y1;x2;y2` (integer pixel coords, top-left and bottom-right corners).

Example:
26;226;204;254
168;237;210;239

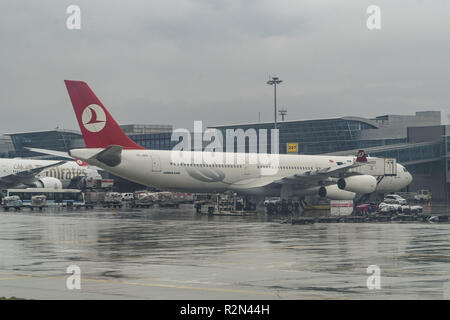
82;104;106;132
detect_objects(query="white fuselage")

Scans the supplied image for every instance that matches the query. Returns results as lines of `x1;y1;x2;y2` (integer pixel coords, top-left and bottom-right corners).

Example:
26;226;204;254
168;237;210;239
71;149;413;196
0;158;99;188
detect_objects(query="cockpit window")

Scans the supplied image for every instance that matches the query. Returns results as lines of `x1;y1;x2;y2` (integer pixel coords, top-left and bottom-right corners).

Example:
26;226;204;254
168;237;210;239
403;168;407;172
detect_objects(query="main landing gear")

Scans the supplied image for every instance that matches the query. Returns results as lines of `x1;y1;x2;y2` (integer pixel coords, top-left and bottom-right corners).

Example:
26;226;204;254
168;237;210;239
265;199;303;215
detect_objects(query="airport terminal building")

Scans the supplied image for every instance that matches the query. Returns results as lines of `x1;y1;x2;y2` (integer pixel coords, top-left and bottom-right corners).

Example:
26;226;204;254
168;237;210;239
209;111;441;154
1;111;449;200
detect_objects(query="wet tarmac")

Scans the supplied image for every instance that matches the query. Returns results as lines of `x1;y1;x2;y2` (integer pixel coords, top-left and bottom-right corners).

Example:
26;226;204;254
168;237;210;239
0;204;449;299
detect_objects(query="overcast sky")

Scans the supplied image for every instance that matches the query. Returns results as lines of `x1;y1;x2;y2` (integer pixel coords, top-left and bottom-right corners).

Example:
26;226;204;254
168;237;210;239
1;0;450;133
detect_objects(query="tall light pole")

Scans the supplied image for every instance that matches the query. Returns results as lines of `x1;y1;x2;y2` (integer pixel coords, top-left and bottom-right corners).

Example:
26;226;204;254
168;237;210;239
266;76;283;129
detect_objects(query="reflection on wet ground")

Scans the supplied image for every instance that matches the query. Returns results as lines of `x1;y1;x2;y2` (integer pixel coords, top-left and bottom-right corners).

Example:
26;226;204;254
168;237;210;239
0;204;449;299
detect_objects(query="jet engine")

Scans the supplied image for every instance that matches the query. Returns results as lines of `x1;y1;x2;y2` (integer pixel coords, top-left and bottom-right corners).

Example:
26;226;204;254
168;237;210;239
337;175;377;194
318;185;355;200
33;177;63;189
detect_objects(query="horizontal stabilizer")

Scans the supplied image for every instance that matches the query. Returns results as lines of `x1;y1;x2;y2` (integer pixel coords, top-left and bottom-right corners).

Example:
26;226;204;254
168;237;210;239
69;145;122;167
94;145;122;167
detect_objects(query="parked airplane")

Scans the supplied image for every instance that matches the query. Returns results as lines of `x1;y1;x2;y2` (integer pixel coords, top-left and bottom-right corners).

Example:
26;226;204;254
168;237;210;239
64;80;413;202
0;158;100;189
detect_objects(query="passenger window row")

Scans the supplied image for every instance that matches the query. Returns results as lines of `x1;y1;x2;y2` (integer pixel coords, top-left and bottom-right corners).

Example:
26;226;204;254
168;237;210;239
170;162;243;168
169;162;314;170
257;166;314;170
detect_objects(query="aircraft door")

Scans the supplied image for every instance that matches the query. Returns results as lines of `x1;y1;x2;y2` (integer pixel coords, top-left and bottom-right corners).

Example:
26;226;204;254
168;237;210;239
151;155;161;172
384;159;396;176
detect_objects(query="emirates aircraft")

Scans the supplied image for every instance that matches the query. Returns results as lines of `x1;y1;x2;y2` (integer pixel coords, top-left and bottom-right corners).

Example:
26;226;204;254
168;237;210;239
0;158;100;189
64;80;412;201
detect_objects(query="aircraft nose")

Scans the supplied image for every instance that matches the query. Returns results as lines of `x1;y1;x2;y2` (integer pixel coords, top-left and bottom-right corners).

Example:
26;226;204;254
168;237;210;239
407;172;413;184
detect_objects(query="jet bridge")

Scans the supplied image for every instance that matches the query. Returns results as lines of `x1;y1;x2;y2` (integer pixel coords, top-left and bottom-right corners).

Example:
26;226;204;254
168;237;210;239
352;158;397;176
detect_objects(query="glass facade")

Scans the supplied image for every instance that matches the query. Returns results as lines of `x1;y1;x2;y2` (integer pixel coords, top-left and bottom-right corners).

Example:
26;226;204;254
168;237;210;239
7;130;84;158
211;118;378;154
407;162;433;175
128;132;176;150
120;124;173;135
357;138;407;149
7;130;177;156
368;143;441;165
446;135;450;152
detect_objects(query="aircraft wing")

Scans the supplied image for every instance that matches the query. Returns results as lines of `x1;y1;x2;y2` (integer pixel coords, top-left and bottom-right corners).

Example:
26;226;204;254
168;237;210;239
0;160;66;186
230;161;372;191
275;161;371;185
270;149;374;188
25;147;103;171
228;177;283;190
25;147;72;159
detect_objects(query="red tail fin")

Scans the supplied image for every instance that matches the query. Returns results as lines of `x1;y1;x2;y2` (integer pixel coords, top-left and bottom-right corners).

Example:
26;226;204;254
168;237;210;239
356;150;367;162
64;80;145;150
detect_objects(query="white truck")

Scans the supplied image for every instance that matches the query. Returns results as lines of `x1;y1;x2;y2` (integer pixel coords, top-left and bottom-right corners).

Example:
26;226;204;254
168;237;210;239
103;192;123;208
414;190;431;203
